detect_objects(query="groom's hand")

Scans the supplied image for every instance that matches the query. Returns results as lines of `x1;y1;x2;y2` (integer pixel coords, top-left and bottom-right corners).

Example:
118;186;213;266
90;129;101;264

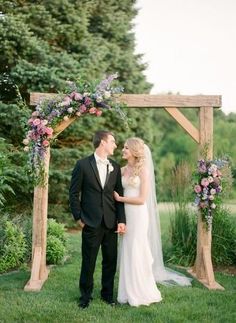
116;223;126;235
77;219;85;229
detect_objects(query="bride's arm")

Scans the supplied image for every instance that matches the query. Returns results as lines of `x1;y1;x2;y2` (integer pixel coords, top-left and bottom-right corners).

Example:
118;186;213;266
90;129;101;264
114;168;149;205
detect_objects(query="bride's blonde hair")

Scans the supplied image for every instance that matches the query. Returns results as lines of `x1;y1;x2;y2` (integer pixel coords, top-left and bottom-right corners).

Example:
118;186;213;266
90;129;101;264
126;137;145;179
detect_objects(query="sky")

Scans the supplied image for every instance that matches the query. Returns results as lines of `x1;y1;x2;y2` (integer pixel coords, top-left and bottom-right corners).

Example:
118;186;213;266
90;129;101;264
134;0;236;115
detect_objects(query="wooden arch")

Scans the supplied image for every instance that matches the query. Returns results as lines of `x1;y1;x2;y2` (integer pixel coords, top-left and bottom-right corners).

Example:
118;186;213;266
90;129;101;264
24;93;223;292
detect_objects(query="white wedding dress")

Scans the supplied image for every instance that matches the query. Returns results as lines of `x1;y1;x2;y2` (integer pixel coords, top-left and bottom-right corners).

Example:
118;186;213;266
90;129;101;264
117;175;162;307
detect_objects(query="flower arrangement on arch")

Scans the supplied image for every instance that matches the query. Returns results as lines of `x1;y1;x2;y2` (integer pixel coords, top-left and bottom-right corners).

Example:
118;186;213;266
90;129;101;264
23;73;125;186
193;158;228;229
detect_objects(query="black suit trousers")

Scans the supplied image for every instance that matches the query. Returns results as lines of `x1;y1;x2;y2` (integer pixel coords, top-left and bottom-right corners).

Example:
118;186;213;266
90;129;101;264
79;222;118;302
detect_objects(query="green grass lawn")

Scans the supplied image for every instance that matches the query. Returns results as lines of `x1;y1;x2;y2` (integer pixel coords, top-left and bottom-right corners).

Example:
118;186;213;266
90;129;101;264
0;229;236;323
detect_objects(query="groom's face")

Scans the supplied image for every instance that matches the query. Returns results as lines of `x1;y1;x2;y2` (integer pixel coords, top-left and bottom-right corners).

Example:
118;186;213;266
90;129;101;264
102;135;117;156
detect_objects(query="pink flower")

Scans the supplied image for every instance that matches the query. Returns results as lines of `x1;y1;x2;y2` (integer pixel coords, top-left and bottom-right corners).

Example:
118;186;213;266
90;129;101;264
28;118;34;125
45;127;53;136
194;185;202;193
42;140;49;147
61;96;72;106
96;110;103;116
201;178;209;187
32;111;39;117
212;171;218;178
200;202;208;209
33;118;41;126
75;111;81;117
89;107;97;114
71;92;82;101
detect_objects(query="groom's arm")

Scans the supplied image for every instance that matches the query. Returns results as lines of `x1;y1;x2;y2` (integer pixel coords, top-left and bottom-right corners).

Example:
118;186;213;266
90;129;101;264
69;161;83;221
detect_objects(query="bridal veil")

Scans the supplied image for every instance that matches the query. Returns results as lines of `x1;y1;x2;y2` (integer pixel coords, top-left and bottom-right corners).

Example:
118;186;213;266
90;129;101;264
144;144;192;286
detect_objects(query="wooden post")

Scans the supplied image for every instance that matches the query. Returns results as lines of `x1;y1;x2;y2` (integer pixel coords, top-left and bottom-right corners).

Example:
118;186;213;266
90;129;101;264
188;107;224;290
24;147;50;291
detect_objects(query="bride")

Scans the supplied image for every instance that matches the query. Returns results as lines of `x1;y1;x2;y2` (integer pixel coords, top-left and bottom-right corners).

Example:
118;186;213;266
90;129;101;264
114;137;191;307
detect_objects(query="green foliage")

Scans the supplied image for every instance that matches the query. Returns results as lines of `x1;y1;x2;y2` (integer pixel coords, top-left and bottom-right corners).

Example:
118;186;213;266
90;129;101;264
46;236;66;265
212;206;236;265
0;217;27;273
46;219;67;264
167;206;197;266
47;218;66;244
0;138;15;206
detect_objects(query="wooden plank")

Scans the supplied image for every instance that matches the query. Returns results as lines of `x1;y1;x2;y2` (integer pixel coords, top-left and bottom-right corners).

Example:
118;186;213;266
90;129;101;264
164;107;200;143
54;117;77;137
30;92;222;108
190;106;224;290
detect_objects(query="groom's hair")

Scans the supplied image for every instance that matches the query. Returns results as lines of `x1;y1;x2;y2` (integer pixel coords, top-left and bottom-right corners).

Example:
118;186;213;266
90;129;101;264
93;130;114;148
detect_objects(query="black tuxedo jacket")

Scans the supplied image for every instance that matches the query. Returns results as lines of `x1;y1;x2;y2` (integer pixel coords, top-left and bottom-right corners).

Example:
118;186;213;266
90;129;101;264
69;154;125;229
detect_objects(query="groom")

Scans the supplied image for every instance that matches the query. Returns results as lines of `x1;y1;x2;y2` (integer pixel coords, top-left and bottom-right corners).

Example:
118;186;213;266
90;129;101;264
69;130;126;309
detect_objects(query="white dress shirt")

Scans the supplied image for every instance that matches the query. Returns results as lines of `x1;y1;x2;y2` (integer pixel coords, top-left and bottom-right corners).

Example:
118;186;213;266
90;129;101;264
94;153;108;188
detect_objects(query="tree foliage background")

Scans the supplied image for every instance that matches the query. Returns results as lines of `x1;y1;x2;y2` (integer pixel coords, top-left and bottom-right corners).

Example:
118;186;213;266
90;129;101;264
0;0;235;225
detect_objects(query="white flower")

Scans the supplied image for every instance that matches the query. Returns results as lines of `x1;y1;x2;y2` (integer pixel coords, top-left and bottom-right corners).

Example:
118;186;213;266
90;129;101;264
209;195;214;200
96;96;103;103
23;146;29;152
42;119;48;126
207;176;214;183
67;107;73;113
211;203;216;209
63;116;69;121
210;188;216;195
108;162;114;173
23;138;29;145
76;111;81;117
104;90;111;99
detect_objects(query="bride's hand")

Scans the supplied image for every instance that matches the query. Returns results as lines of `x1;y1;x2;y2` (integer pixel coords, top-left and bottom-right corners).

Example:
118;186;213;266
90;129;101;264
114;191;120;201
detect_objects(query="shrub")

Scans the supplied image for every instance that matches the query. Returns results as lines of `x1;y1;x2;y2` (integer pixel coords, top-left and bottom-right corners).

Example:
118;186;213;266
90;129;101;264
167;206;197;266
46;236;66;265
47;218;66;245
0;219;27;273
46;218;67;264
212;206;236;266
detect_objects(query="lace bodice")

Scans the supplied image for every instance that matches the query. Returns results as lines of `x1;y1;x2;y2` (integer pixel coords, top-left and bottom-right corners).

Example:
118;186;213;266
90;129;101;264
122;176;141;198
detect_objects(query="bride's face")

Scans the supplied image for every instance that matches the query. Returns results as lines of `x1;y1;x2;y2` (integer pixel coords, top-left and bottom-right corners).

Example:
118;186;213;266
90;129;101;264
122;143;133;160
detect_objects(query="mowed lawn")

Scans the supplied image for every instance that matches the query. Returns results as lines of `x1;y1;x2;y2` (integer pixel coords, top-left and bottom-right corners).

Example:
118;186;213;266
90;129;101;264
0;208;236;323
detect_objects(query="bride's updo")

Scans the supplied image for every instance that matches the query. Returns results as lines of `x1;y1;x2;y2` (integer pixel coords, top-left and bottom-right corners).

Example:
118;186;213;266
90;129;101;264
126;137;145;179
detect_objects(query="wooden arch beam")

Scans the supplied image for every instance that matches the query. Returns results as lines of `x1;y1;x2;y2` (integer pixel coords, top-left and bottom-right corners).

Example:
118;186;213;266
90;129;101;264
25;92;222;292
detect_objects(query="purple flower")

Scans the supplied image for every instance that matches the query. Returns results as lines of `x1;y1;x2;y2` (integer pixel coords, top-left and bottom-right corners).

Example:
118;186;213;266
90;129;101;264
79;104;87;113
84;97;92;107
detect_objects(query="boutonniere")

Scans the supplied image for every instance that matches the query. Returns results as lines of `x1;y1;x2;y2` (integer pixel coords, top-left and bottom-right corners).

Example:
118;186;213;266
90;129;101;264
108;161;114;173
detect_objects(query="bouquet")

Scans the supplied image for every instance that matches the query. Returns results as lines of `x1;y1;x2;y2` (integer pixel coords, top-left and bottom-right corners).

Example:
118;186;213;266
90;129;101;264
193;159;227;229
23;73;125;185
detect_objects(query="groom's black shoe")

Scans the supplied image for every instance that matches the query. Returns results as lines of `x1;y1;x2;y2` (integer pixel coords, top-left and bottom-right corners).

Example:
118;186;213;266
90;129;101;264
78;301;90;309
101;298;116;306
